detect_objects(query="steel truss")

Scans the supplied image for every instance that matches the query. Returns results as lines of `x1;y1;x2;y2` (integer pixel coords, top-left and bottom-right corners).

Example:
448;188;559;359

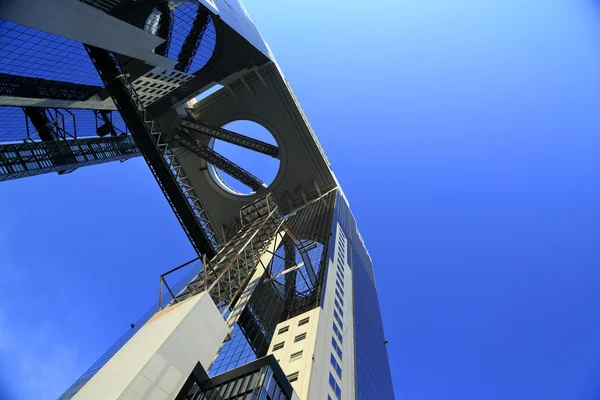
180;116;279;158
0;135;140;181
84;45;220;258
166;195;284;312
0;73;101;101
173;127;266;192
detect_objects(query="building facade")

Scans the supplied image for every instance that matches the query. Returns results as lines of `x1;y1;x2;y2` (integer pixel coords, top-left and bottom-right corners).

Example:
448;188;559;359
0;1;394;399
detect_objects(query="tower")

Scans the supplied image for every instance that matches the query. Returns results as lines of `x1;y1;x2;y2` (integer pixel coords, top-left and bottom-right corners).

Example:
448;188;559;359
0;1;394;399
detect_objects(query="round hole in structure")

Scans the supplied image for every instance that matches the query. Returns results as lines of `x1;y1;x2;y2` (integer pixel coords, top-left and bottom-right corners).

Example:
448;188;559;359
208;120;280;196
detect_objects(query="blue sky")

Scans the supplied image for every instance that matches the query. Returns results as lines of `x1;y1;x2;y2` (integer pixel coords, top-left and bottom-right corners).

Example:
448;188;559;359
1;0;600;399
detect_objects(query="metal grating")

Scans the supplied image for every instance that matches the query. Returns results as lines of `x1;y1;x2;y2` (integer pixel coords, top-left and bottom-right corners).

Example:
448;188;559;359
0;19;102;85
132;68;194;106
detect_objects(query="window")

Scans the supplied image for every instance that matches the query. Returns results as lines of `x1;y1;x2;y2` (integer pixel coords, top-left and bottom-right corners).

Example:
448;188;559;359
329;372;342;399
336;278;344;289
278;326;289;334
332;337;342;360
330;353;342;378
294;333;307;343
290;350;303;362
298;317;310;326
334;310;343;329
334;299;344;316
335;288;344;303
287;372;299;383
333;322;343;343
273;342;284;351
336;271;344;282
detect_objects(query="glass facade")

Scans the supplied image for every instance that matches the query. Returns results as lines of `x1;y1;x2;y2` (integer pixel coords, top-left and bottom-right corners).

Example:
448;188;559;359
332;192;395;400
179;356;293;400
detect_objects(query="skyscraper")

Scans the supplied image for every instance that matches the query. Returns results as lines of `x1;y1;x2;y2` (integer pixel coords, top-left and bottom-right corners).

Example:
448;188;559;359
0;1;394;399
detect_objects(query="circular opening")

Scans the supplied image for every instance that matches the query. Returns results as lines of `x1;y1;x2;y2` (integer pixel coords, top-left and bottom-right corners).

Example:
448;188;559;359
209;120;280;196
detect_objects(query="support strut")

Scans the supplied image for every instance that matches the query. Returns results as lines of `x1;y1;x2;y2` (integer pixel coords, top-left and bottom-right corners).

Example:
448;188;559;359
180;117;279;158
84;45;217;258
172;128;266;192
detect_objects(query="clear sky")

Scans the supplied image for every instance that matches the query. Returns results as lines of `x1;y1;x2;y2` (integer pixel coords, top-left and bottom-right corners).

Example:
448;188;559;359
1;0;600;399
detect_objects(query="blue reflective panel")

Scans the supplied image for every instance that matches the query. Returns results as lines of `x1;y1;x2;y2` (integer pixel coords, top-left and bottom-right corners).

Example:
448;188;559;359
331;192;395;399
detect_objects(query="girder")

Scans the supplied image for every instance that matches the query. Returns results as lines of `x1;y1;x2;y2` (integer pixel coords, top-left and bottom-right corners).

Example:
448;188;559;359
0;73;101;102
84;44;218;258
173;127;266;192
0;135;140;182
180;117;279;158
23;107;56;142
175;5;210;73
154;2;173;57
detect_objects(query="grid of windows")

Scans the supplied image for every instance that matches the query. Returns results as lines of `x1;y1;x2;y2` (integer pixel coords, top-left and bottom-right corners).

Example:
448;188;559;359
333;193;395;399
164;1;217;73
325;231;348;400
0;19;102;85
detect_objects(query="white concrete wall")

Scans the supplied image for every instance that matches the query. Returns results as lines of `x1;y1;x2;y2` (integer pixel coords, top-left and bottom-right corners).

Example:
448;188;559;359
267;308;320;400
73;291;228;400
306;222;356;400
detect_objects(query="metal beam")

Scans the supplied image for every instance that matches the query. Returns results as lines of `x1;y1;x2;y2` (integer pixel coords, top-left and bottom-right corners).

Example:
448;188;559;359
0;135;140;182
154;2;173;57
172;128;265;192
175;6;210;73
0;73;102;102
180;117;279;158
84;44;218;259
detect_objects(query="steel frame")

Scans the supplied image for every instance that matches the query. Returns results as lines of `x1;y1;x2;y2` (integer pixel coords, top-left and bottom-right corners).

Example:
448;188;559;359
0;73;101;101
172;127;265;192
180;116;279;158
84;44;220;258
0;135;140;181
